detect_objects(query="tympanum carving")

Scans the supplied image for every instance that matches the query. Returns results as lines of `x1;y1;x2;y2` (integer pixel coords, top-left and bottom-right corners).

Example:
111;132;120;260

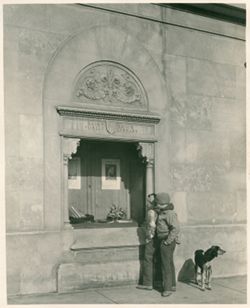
73;61;147;109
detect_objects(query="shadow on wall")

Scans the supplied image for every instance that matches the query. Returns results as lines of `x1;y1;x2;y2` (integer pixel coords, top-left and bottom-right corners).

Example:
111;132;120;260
178;258;196;283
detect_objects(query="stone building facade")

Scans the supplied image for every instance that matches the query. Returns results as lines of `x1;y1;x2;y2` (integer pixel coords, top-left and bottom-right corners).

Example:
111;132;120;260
4;4;246;295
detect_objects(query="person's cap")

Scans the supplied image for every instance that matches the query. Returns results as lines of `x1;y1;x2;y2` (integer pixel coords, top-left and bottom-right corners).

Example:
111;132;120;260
155;192;170;205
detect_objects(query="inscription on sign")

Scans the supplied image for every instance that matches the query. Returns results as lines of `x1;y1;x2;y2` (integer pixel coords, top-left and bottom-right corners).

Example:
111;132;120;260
106;120;137;135
62;117;155;139
87;121;105;132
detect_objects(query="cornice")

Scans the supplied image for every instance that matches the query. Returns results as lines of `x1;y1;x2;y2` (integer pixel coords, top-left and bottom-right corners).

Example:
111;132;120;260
159;4;246;26
56;106;161;124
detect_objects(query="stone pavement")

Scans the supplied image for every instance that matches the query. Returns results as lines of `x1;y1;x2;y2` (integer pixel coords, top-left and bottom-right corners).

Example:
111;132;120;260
8;276;247;305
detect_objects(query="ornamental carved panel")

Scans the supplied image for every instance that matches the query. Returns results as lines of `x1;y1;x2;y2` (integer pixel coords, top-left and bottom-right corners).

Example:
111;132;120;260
73;61;148;109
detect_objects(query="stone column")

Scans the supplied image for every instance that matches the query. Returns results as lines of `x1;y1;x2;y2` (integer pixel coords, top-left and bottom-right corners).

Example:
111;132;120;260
137;142;155;196
62;137;80;229
145;159;154;197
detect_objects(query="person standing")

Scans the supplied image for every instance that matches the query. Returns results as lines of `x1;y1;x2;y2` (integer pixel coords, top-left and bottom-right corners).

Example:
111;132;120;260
137;193;175;291
155;192;180;297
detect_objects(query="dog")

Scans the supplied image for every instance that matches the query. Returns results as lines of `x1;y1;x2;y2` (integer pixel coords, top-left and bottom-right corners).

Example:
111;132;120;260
194;246;226;291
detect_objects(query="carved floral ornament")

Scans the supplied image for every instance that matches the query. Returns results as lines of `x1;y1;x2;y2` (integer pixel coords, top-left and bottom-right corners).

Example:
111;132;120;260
73;61;147;108
63;138;80;163
137;142;154;164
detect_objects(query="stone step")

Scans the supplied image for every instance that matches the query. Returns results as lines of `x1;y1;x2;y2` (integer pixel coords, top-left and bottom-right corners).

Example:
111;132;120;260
58;227;146;293
58;260;140;293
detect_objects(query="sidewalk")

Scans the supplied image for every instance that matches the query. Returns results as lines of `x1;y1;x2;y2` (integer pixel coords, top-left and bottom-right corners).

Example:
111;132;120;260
8;276;247;305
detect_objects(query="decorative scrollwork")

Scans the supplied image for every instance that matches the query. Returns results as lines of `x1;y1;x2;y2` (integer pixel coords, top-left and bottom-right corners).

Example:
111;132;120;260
63;138;80;164
137;142;154;164
73;61;147;108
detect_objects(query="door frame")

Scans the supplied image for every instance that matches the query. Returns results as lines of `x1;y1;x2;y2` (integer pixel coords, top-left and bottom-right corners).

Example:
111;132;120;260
58;106;160;228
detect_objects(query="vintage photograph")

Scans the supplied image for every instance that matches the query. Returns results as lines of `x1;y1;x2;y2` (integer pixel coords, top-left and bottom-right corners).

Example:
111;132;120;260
102;159;121;190
3;2;246;305
105;163;117;180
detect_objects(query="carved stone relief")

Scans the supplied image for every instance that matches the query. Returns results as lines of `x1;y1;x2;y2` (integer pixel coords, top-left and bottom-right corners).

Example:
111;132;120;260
62;138;80;164
57;106;159;141
73;61;147;109
137;142;154;164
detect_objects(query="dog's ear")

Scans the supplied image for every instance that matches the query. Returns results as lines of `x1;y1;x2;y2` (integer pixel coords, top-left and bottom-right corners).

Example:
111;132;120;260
211;245;219;250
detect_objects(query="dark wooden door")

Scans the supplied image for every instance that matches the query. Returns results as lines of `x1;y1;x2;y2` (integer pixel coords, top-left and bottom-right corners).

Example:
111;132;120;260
86;141;130;220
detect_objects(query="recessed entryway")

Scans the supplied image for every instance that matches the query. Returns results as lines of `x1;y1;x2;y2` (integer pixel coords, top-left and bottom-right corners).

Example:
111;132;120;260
68;139;146;226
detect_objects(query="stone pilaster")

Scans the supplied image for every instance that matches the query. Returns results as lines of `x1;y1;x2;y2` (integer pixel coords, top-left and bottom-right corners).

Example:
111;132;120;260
137;142;155;196
62;137;80;228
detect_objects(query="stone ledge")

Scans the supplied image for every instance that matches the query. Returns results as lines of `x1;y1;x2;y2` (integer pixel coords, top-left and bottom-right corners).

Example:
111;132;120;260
71;227;145;250
61;246;142;264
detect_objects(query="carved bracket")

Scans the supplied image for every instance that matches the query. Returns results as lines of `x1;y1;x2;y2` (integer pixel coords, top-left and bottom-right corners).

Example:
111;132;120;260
137;142;154;164
63;137;80;163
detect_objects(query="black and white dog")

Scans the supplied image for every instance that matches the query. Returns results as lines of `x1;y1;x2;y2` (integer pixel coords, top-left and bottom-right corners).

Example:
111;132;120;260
194;246;226;291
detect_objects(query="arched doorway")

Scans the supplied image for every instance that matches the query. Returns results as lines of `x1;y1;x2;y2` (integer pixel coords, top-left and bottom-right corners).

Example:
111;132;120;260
43;26;166;230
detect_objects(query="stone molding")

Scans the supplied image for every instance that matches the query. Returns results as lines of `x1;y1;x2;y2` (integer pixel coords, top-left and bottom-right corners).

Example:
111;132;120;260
57;106;160;142
57;106;160;124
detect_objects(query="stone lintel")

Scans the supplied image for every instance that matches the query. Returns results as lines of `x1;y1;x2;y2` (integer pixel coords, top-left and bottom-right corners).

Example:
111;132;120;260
56;105;161;124
57;106;160;142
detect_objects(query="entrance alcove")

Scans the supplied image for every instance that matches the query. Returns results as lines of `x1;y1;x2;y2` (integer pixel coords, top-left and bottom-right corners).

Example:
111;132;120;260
43;26;166;233
68;139;146;226
42;25;166;291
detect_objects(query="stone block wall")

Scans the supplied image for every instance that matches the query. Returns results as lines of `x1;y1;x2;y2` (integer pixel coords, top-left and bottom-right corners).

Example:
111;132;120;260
4;4;246;295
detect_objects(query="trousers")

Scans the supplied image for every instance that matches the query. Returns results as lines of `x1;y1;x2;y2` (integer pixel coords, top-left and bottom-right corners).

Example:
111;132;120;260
160;240;176;291
141;238;160;286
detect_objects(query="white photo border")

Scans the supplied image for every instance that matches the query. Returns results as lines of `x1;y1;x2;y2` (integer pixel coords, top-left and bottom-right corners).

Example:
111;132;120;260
68;157;81;189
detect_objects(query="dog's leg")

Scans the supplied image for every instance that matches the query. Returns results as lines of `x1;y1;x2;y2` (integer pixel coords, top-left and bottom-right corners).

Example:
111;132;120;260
195;264;198;285
206;265;212;290
201;266;205;291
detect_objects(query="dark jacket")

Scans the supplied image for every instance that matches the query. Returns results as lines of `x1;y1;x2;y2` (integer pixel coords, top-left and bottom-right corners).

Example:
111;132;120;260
156;208;180;244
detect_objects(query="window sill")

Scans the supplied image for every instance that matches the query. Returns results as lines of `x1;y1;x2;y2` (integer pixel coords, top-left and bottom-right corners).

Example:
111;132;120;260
72;220;138;229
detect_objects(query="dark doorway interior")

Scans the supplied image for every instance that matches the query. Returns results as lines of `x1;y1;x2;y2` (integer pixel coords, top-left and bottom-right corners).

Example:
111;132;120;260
68;140;146;226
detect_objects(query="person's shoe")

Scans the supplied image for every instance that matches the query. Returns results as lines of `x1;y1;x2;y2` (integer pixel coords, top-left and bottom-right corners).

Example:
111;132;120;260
136;284;153;290
162;291;172;297
171;286;176;292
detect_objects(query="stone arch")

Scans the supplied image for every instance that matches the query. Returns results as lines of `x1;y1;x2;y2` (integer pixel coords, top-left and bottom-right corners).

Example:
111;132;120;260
42;25;165;229
43;25;166;109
